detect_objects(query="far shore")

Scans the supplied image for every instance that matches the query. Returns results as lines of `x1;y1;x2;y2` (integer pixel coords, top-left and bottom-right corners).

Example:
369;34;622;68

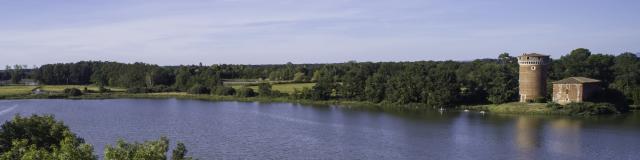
0;85;632;116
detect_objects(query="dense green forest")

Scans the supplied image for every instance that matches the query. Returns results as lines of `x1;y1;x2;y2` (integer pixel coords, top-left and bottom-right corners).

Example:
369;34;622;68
4;48;640;109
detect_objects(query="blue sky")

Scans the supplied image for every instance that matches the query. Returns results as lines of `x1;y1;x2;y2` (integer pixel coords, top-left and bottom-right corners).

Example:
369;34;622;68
1;0;638;66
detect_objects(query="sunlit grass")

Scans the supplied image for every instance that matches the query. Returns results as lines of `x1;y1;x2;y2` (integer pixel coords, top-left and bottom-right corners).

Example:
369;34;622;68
0;85;125;97
482;102;552;114
146;92;189;96
230;83;315;94
0;86;37;96
40;85;126;92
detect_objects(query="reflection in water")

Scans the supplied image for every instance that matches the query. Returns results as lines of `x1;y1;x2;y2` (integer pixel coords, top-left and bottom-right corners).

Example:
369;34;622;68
0;100;639;159
515;117;542;160
548;118;582;159
514;116;584;160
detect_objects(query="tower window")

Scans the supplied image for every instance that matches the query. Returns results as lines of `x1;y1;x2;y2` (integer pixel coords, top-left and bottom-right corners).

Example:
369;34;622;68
531;66;536;70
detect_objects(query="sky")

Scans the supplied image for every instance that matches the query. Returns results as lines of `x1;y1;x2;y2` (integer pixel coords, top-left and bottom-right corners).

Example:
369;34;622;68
0;0;639;66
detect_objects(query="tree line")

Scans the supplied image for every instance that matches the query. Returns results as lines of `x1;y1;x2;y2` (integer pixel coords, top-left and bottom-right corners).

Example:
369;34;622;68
0;65;31;84
11;48;640;108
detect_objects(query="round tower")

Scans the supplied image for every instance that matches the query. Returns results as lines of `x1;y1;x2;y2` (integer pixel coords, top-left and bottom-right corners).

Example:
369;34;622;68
517;53;550;102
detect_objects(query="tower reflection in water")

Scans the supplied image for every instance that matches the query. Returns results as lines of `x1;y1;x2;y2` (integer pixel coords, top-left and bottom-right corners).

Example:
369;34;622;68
515;117;542;160
548;118;582;158
515;116;582;160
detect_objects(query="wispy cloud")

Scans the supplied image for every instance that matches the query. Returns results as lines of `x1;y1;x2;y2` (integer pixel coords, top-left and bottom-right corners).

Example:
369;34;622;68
0;0;638;65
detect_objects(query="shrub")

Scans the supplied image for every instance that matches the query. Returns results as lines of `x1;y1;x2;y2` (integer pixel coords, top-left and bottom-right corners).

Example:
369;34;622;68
236;87;256;97
213;86;236;96
63;88;83;96
104;137;192;160
150;85;177;93
98;86;110;93
269;90;287;97
293;72;307;82
126;86;178;94
291;87;312;99
187;85;210;94
547;102;620;116
590;88;630;112
257;83;272;97
533;97;547;103
126;87;151;94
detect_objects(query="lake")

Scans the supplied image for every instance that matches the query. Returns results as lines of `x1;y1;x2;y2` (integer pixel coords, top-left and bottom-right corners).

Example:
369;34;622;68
0;99;639;160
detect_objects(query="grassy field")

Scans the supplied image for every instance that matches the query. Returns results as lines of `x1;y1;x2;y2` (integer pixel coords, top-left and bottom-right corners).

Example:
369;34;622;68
1;83;311;98
230;83;315;94
40;85;126;92
0;86;38;97
0;85;125;97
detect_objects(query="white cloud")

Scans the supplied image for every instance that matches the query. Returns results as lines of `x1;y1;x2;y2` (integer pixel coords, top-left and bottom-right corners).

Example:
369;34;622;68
0;0;638;66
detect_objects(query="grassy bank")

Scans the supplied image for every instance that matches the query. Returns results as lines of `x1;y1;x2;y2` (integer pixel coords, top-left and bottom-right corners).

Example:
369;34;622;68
462;102;624;116
0;85;37;97
1;85;625;116
461;103;555;115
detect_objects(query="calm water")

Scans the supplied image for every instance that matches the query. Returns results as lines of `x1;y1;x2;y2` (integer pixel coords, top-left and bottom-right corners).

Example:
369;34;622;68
0;99;639;160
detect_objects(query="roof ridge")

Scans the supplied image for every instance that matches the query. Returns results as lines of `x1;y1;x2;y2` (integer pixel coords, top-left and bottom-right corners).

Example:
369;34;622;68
552;77;601;84
521;53;549;57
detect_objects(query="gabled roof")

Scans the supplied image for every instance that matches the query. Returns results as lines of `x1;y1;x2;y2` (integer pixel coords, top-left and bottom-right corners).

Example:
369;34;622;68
552;77;601;84
521;53;549;57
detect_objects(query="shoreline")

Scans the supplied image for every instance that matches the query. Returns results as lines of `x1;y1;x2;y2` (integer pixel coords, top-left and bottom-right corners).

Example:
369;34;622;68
0;92;630;116
1;92;436;111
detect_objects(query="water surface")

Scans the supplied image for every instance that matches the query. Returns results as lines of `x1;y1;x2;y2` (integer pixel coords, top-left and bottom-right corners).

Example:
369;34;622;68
0;99;639;160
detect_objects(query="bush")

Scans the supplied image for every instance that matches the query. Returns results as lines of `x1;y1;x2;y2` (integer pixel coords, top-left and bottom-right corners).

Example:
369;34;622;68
126;87;151;94
213;86;236;96
590;88;630;112
187;85;210;94
269;90;287;97
291;87;313;99
236;87;256;97
547;102;620;116
533;97;547;103
104;137;192;160
150;85;177;93
63;88;83;96
257;83;272;97
126;86;178;94
98;86;110;93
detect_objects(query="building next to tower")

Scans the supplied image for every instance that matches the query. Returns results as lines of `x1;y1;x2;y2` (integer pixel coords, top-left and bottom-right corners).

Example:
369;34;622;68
551;77;602;105
517;53;550;102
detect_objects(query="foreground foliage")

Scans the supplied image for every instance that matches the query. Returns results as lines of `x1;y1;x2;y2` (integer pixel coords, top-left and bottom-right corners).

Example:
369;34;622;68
105;137;191;160
0;115;192;160
0;115;96;160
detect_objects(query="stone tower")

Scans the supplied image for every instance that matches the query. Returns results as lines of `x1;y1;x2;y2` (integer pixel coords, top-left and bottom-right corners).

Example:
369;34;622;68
517;53;550;102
